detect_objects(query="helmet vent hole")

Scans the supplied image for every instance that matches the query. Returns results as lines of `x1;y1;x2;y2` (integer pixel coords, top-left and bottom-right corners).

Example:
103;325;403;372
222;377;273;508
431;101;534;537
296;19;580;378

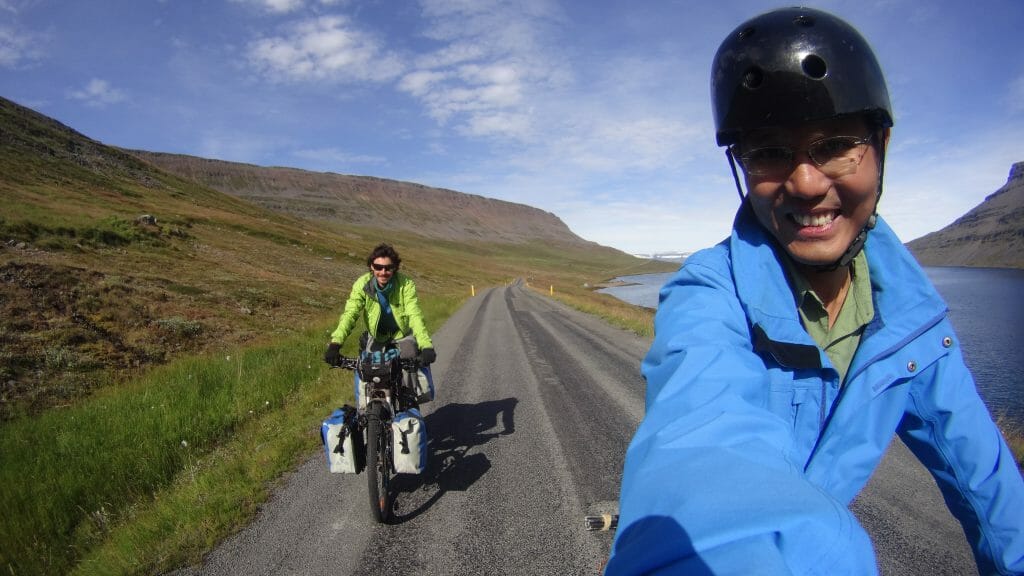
801;55;827;79
742;67;764;90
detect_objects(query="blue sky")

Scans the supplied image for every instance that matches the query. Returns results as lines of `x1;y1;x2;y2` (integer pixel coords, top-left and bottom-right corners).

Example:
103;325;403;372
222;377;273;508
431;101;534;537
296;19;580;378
2;0;1022;255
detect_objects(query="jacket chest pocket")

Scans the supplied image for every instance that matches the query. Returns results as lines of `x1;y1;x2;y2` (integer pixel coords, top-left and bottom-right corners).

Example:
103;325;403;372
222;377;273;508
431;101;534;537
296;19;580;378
767;377;828;459
769;386;813;426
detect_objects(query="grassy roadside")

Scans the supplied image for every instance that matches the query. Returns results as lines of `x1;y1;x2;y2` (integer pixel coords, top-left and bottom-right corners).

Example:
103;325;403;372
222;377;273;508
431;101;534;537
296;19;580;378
0;295;460;576
526;277;660;339
996;416;1024;470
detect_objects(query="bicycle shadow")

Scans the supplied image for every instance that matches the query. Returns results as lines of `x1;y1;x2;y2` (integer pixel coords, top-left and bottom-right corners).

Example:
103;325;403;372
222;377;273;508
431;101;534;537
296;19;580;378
388;397;517;522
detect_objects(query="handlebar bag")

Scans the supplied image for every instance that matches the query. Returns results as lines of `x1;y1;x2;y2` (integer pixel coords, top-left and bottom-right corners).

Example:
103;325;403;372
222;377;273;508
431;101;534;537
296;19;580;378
321;405;364;474
391;408;427;474
355;349;401;409
358;349;401;383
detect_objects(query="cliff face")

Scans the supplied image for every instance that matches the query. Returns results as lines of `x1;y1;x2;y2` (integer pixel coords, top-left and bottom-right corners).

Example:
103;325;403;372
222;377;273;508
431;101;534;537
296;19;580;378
132;151;592;246
906;162;1024;269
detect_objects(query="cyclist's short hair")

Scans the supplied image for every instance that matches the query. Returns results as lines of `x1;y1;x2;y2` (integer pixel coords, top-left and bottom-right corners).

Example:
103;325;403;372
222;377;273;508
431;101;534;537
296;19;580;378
367;243;401;270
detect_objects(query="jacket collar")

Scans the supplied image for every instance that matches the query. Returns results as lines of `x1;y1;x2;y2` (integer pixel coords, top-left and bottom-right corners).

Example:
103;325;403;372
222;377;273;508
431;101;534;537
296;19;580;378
363;272;400;296
730;203;819;358
728;202;948;369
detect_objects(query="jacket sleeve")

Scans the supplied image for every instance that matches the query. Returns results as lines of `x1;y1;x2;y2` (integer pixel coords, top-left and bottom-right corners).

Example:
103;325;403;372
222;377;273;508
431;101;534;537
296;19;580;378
329;276;368;345
399;276;433;349
897;331;1024;575
606;256;877;576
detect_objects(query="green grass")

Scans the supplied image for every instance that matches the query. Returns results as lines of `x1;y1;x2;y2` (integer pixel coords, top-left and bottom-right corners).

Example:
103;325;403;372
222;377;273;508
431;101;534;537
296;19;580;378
1;341;310;574
996;416;1024;471
0;294;455;575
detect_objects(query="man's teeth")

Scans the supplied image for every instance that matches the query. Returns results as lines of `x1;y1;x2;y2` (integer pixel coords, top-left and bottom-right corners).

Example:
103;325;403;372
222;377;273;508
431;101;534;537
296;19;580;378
792;212;835;227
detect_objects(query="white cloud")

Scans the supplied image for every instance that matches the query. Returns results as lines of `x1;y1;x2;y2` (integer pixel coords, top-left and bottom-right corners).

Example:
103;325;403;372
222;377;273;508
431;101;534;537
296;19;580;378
397;69;448;97
0;24;45;68
551;116;698;173
247;15;403;83
67;78;126;107
395;0;568;141
229;0;305;14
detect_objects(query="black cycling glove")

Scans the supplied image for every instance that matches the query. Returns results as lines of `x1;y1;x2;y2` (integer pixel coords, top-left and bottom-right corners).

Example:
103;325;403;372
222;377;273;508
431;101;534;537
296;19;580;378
324;342;341;365
419;347;436;365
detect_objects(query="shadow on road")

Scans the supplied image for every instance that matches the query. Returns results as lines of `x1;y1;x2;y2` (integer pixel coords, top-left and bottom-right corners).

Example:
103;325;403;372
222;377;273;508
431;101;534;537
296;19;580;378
389;397;518;522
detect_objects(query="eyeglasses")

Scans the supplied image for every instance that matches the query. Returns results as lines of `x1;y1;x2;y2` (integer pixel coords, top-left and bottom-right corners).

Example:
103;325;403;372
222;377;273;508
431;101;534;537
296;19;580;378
371;263;395;272
733;134;875;179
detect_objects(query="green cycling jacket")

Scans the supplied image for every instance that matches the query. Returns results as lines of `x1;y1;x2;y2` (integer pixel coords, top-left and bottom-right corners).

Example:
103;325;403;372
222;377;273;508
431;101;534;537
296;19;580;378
330;271;433;350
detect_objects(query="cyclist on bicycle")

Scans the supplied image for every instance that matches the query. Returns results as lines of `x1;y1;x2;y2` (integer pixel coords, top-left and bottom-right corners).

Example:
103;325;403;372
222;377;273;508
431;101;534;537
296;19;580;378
323;243;436;366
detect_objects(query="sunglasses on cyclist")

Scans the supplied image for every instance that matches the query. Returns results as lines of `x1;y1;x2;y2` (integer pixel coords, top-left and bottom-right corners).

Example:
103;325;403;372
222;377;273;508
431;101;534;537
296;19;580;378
371;263;395;272
733;133;875;179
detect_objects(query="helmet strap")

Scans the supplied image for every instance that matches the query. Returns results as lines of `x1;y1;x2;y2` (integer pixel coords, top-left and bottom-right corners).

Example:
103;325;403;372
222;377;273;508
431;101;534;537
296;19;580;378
810;147;886;272
725;147;747;202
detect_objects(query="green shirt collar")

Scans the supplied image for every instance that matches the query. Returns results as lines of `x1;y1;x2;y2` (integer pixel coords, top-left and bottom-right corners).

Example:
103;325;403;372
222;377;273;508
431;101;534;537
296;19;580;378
783;250;874;383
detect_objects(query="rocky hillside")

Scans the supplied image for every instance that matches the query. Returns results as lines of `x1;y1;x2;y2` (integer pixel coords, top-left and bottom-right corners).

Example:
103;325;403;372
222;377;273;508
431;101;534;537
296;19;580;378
132;151;591;246
907;162;1024;269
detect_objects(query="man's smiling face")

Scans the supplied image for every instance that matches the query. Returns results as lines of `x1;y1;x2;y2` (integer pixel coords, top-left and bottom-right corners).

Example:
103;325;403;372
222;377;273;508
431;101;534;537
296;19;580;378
740;116;886;267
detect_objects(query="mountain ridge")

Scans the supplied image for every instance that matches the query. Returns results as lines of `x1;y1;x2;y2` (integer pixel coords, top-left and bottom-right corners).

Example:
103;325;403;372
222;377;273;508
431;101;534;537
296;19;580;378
131;150;592;246
906;162;1024;269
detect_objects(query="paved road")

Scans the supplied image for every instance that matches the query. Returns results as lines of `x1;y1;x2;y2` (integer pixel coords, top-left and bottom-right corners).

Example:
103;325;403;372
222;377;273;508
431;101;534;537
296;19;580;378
175;282;977;575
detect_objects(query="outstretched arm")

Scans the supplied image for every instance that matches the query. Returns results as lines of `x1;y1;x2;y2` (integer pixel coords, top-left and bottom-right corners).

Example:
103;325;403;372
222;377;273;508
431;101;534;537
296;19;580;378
607;257;877;575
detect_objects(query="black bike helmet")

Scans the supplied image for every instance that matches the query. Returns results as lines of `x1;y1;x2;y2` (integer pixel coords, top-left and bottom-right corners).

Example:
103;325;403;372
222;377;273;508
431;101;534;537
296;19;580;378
711;7;893;147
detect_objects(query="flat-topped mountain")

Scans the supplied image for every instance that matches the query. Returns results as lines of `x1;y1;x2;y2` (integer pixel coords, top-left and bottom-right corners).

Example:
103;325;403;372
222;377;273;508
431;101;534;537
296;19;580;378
907;162;1024;269
132;151;591;246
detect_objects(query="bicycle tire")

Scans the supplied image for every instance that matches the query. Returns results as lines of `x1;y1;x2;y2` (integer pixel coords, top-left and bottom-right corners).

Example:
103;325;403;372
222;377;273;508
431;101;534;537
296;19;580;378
365;402;393;523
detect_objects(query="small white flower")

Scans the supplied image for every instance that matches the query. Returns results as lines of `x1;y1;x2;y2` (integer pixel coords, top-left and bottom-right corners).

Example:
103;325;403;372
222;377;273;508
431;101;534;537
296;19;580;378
181;440;188;447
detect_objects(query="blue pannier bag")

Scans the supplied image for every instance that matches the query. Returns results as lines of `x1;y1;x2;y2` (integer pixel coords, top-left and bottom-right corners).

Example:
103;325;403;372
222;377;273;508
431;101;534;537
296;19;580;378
321;405;363;474
391;408;427;474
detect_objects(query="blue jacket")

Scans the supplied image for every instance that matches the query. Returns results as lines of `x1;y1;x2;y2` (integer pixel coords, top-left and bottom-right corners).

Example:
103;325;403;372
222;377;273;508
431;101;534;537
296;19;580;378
606;204;1024;575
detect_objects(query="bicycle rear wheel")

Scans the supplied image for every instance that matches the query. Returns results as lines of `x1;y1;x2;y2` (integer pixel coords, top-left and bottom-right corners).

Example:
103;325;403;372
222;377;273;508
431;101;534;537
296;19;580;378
365;402;393;523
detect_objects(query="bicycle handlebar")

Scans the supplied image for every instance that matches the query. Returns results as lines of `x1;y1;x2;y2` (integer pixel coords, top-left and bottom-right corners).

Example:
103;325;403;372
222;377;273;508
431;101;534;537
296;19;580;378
327;355;422;371
584;514;619;532
328;356;360;371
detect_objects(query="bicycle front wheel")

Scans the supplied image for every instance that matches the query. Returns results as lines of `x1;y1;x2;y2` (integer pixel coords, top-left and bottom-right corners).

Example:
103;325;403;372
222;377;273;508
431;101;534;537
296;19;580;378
365;402;393;523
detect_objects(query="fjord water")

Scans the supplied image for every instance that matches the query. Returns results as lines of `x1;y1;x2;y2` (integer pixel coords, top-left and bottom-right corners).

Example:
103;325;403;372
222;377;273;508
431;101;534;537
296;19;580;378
599;266;1024;425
